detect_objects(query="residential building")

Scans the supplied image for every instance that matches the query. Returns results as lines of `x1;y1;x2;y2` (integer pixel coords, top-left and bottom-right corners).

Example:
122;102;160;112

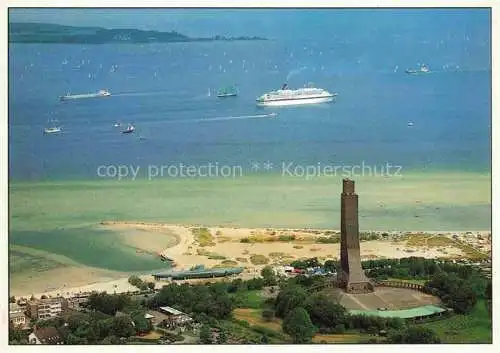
9;303;27;328
27;297;68;320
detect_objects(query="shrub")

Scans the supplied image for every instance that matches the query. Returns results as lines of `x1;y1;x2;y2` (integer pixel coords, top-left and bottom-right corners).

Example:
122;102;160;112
262;309;274;322
278;235;296;242
334;324;346;334
250;255;269;265
192;227;215;247
283;307;316;343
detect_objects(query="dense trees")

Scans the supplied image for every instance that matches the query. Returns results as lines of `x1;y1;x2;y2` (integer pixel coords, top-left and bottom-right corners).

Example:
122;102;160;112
290;257;321;270
485;281;492;314
9;323;28;344
261;266;277;286
150;282;233;319
262;309;274;322
323;260;338;272
282;307;316;343
275;285;308;318
86;292;132;315
303;293;347;329
424;272;477;314
387;326;441;344
128;275;151;291
35;309;139;344
199;325;212;344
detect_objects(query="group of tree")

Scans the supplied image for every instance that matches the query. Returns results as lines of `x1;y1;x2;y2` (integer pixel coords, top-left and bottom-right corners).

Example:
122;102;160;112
9;323;29;344
128;275;155;291
84;292;132;316
362;256;488;293
149;282;233;320
274;284;406;342
423;272;477;314
290;257;321;270
282;307;317;343
484;281;492;315
387;326;441;344
28;307;148;344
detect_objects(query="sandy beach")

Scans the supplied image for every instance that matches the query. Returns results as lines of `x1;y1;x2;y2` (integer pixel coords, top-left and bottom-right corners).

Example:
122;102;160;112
10;222;491;300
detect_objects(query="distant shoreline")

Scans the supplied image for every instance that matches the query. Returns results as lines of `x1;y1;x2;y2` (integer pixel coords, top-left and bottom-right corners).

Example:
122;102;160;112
8;22;268;44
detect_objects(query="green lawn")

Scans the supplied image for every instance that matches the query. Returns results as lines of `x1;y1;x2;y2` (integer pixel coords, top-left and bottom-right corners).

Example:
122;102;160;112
419;300;492;343
232;290;267;309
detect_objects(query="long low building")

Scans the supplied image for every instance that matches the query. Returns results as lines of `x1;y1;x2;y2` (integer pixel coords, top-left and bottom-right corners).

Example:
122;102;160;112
152;265;244;280
349;304;449;321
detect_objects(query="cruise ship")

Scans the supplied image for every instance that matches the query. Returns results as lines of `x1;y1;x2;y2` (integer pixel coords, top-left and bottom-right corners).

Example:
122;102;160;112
60;89;111;101
256;83;337;106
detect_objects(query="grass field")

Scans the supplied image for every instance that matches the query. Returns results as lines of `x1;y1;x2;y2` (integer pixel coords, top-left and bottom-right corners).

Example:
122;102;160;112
233;308;369;344
233;308;284;333
232;290;267;309
419;300;492;343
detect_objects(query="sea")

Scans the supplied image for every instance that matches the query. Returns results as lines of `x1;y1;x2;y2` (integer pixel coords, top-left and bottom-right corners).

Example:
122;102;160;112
8;9;491;181
7;9;492;275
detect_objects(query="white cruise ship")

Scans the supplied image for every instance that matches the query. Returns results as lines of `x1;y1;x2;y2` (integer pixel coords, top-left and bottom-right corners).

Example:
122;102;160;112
256;83;337;106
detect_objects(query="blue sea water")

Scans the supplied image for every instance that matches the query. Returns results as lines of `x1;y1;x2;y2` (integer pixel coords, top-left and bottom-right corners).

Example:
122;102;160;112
8;9;491;181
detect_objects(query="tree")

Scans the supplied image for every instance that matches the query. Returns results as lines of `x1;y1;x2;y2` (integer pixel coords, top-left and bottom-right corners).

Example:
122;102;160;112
261;266;277;286
147;282;156;291
9;296;16;303
101;335;120;344
9;323;28;344
111;316;136;338
133;313;152;334
275;285;308;318
424;272;477;314
485;281;492;314
199;325;212;344
449;284;477;314
87;292;131;316
282;307;316;343
262;309;274;322
216;328;228;344
388;326;441;344
303;293;347;328
323;260;338;272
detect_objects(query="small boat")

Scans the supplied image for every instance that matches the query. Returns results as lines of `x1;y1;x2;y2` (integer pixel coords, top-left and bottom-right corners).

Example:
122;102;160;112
408;122;414;127
267;112;278;118
405;64;430;75
44;127;62;134
121;125;135;134
114;122;121;128
60;89;111;101
217;86;238;98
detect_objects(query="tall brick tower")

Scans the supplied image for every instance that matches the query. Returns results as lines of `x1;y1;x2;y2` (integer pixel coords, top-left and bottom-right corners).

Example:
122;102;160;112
340;179;374;293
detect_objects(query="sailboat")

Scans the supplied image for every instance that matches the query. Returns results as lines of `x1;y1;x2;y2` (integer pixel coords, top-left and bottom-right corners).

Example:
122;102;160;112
217;85;238;98
405;64;430;75
121;124;135;134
